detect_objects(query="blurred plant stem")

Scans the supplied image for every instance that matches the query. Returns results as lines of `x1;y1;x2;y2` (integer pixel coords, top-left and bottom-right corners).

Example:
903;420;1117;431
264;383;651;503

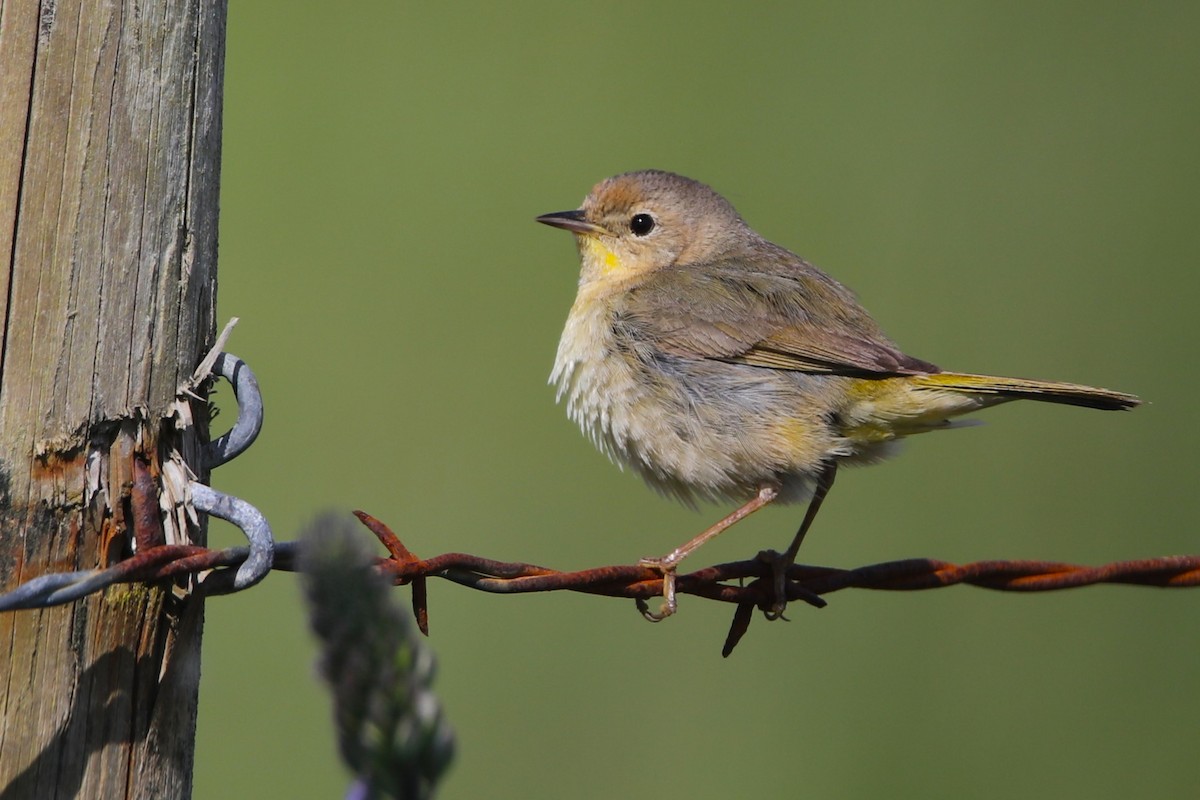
300;513;455;799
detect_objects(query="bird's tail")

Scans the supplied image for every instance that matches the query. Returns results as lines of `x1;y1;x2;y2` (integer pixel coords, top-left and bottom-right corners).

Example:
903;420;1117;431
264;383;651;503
911;372;1141;411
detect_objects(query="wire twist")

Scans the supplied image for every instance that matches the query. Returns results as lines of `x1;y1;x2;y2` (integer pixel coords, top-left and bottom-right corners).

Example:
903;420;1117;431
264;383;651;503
0;349;273;607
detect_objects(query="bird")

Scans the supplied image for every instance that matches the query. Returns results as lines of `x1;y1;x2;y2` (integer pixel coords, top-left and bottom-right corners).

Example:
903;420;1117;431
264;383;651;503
537;169;1140;621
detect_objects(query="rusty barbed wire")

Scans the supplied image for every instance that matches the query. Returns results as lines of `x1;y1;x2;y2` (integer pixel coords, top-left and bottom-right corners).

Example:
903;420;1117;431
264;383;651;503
3;509;1195;655
350;512;1200;654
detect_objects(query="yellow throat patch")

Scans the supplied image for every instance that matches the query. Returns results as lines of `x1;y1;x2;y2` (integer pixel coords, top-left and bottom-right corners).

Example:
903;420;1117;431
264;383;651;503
583;235;622;274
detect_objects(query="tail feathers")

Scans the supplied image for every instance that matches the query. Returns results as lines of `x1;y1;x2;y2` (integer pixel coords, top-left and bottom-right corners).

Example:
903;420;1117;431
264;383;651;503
913;372;1141;411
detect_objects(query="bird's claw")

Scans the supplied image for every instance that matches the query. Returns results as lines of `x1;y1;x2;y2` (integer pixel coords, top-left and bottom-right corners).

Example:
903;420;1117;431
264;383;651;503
757;549;791;620
637;556;678;621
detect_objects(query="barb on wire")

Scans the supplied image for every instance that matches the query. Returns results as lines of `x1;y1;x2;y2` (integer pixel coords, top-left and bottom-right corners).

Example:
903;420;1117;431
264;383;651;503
2;508;1196;654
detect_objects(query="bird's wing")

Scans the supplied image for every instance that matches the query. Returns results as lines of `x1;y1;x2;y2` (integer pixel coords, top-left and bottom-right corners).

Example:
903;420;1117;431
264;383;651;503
616;261;939;377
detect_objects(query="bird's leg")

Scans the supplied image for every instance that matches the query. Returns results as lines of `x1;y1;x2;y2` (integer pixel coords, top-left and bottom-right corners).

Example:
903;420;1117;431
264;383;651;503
638;484;779;621
762;461;838;620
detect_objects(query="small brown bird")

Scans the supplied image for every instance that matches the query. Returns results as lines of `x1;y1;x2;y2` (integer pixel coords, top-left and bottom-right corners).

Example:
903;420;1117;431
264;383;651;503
538;170;1139;620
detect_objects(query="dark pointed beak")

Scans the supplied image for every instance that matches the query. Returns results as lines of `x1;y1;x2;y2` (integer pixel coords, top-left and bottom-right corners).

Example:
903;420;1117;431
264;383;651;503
535;209;610;236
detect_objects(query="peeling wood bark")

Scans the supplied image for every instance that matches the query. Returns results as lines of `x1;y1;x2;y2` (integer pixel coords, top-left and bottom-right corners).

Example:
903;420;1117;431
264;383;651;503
0;1;228;798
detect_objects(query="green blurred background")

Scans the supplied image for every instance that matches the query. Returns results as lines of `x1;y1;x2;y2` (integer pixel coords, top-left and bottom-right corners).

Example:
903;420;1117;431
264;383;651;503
196;3;1198;798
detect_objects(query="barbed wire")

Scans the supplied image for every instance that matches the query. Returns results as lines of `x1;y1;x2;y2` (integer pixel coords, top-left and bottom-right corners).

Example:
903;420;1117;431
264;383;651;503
3;508;1195;655
3;343;1193;655
351;512;1200;654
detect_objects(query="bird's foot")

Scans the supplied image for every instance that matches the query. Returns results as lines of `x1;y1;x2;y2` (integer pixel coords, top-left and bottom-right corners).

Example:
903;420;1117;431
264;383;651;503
755;549;826;619
635;555;679;622
756;549;792;620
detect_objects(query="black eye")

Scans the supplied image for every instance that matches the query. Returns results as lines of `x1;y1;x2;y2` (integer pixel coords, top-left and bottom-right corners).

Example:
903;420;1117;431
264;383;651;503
629;213;656;236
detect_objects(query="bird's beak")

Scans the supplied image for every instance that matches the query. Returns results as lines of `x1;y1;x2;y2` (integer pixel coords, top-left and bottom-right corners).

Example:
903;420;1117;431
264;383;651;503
536;209;609;236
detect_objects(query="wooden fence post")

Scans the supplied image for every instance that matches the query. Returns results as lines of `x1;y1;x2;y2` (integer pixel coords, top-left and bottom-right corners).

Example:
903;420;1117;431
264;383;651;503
0;1;228;797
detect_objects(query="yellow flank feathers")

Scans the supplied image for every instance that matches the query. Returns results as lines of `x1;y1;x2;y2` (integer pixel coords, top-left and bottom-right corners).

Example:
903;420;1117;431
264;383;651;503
837;377;990;440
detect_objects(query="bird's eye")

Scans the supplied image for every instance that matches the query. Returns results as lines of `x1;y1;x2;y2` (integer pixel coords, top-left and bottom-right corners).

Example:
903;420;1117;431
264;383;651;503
629;213;656;236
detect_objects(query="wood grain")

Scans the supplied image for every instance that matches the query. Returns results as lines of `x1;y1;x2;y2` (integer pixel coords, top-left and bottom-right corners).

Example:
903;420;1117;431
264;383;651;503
0;1;227;797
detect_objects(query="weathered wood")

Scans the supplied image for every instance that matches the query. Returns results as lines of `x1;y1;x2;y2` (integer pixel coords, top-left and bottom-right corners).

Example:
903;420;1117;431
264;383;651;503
0;1;228;797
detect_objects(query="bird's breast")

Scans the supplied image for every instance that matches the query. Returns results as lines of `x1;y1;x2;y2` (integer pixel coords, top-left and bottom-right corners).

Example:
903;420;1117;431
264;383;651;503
551;290;647;468
550;287;836;505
